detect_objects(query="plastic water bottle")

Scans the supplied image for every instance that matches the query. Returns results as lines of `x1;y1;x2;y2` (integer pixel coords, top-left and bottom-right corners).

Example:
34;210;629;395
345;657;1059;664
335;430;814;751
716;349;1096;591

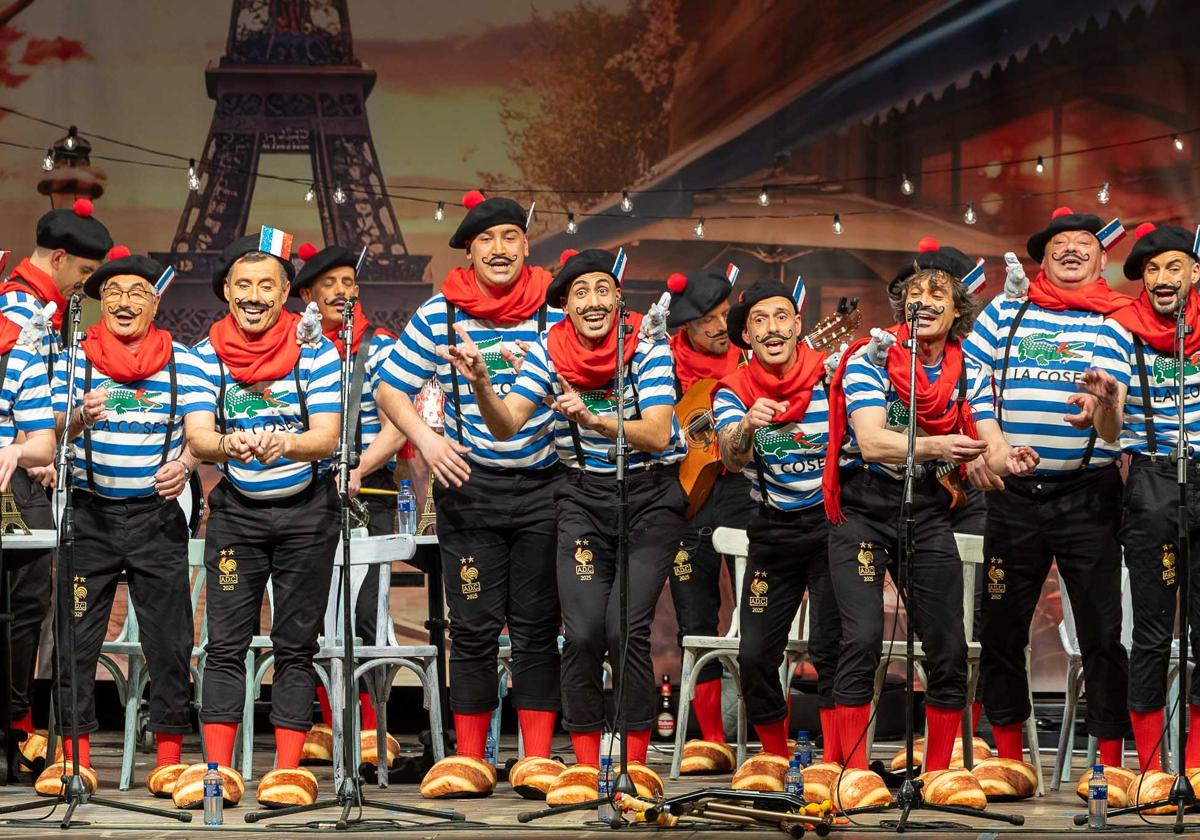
785;759;804;800
1088;764;1107;829
795;729;814;768
597;757;615;824
396;479;417;534
203;762;223;826
484;726;498;767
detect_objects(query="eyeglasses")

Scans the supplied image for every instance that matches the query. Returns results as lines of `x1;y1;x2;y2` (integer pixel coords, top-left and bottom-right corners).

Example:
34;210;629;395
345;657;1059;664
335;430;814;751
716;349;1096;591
101;287;153;305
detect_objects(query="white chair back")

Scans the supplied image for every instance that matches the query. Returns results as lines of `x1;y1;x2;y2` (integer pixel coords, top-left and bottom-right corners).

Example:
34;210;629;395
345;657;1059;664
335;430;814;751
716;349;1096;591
954;533;983;637
713;526;748;637
322;533;413;646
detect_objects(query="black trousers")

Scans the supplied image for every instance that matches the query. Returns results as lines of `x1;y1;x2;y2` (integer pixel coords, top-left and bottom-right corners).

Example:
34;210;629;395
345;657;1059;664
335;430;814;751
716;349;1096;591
356;469;397;645
5;470;54;722
978;466;1129;738
670;470;757;684
433;464;563;715
739;505;841;725
1123;455;1200;711
557;466;686;732
202;477;340;732
55;492;192;734
828;469;968;709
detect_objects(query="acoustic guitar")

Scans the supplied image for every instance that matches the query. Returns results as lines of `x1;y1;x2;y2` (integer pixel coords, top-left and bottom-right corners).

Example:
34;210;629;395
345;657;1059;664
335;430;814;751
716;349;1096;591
676;297;862;517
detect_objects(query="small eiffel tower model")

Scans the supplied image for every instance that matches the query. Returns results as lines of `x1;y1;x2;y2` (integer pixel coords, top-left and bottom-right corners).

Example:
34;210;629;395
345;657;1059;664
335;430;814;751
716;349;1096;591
1;491;31;535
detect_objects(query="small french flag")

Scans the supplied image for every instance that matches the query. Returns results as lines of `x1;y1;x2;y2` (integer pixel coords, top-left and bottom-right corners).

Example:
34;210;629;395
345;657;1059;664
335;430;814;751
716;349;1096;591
612;247;627;283
792;274;807;312
726;263;739;285
962;258;986;295
0;250;8;276
355;245;369;275
258;225;294;261
154;265;175;297
1097;218;1126;251
526;201;536;229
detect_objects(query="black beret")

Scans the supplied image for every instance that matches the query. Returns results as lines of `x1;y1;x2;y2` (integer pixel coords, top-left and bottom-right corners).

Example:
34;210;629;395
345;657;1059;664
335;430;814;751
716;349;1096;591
888;237;974;296
448;190;527;250
665;269;733;328
727;279;795;350
292;243;357;298
36;198;112;261
83;252;163;300
1123;223;1198;279
546;248;620;308
1027;206;1104;262
211;234;297;301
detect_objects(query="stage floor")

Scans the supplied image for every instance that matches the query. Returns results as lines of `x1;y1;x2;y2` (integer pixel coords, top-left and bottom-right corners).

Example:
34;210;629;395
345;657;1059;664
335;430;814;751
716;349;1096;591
0;734;1187;837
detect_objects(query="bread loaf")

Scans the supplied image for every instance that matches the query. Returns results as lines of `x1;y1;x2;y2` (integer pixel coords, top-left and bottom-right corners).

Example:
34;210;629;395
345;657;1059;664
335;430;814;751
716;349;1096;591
1074;766;1135;808
680;739;735;775
731;752;789;791
970;757;1037;800
360;731;401;767
146;763;189;797
545;764;599;806
34;763;97;797
801;762;842;803
834;768;893;810
1126;770;1177;815
172;763;245;809
890;736;992;771
508;756;565;799
419;755;497;799
920;769;987;810
628;762;664;798
301;724;333;764
255;767;319;808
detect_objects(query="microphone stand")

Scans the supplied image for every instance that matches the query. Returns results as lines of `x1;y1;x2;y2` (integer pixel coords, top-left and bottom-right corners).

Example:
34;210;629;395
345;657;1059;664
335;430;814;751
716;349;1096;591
245;298;460;828
843;303;1020;830
0;296;187;826
1092;296;1195;832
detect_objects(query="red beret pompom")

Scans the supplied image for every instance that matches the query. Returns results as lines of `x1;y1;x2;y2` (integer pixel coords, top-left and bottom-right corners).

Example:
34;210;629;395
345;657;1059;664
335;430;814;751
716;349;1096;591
559;248;579;267
462;189;486;210
666;272;688;294
917;236;939;253
1134;222;1157;240
106;245;130;260
298;242;318;261
73;198;94;218
1051;206;1074;220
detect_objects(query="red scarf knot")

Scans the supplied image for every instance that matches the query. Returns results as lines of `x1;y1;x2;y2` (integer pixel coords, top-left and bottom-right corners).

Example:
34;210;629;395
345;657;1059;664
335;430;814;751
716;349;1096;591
320;301;394;359
0;258;66;329
441;265;552;324
547;311;645;392
670;330;742;393
208;309;303;384
83;322;174;384
714;345;827;425
1026;271;1133;314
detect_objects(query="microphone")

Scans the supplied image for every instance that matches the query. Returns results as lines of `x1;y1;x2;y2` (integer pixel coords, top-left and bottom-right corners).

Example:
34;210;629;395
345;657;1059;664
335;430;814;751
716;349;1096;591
907;301;922;321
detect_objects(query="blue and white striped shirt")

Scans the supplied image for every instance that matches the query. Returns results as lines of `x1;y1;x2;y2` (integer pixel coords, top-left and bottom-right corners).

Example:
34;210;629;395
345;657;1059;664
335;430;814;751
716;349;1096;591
192;337;342;500
54;342;207;498
0;288;61;387
378;294;561;470
712;385;829;511
510;333;686;473
964;296;1118;474
0;344;54;446
358;330;397;470
1091;319;1200;456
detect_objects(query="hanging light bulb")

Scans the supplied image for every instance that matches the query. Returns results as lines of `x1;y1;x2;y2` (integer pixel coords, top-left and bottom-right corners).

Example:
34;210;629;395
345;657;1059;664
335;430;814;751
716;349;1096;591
187;158;200;191
333;185;348;205
1097;182;1111;205
963;202;977;225
434;201;445;222
757;185;770;207
832;213;843;235
64;126;78;151
565;212;578;235
620;190;633;213
1173;134;1185;152
1035;155;1045;175
693;217;706;239
304;183;316;203
41;148;54;171
900;173;914;196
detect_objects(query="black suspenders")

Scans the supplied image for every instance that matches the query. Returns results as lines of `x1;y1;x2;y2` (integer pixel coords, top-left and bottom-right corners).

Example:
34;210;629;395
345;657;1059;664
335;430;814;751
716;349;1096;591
216;357;315;481
564;362;641;469
1134;337;1160;459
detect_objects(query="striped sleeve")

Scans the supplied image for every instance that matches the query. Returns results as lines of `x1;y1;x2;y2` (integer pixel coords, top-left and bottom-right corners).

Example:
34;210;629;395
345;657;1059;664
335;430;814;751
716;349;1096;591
174;344;211;415
189;339;220;413
51;355;69;415
509;338;554;405
963;297;1002;374
712;387;745;432
966;360;996;423
304;339;342;414
378;301;440;397
843;354;888;415
1092;320;1134;390
12;353;53;432
633;336;676;410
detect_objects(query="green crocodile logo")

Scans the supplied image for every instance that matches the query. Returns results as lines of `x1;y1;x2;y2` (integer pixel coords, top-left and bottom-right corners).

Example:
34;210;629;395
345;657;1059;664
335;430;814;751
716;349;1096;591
579;388;616;414
98;380;161;414
1017;332;1086;366
886;399;910;428
224;384;287;419
1153;353;1200;384
476;335;513;377
754;423;823;457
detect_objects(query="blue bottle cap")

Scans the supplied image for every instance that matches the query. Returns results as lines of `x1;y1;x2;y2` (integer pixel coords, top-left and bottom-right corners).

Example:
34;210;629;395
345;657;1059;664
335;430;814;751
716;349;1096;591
797;730;810;739
208;761;218;770
601;757;612;767
1093;764;1104;772
789;759;800;768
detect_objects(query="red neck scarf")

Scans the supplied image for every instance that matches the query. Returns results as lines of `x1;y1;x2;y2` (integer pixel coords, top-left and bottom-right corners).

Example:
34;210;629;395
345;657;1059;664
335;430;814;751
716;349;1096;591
547;311;645;391
0;313;21;355
0;258;66;329
716;346;827;425
1106;289;1200;356
83;322;174;384
822;324;977;523
208;309;303;384
321;301;393;359
1026;270;1133;314
441;265;552;324
670;330;742;392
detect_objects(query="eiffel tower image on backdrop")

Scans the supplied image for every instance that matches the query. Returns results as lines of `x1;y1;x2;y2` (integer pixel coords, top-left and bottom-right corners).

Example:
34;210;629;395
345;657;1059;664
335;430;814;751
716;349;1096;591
152;0;431;343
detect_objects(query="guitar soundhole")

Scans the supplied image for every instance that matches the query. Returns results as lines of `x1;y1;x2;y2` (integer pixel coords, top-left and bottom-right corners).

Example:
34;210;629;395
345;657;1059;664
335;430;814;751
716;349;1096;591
685;408;715;448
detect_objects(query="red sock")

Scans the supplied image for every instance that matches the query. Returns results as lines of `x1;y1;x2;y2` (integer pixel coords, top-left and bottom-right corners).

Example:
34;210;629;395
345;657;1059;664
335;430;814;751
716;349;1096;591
628;729;651;764
156;733;183;768
517;709;556;758
1188;706;1200;769
1098;737;1123;768
570;730;601;766
12;711;32;734
62;733;91;767
820;707;843;764
992;722;1023;761
755;720;790;758
692;679;726;743
924;705;962;772
275;727;307;770
836;704;871;769
204;722;238;767
316;685;333;727
1131;709;1163;772
453;712;491;759
971;701;983;735
359;692;377;731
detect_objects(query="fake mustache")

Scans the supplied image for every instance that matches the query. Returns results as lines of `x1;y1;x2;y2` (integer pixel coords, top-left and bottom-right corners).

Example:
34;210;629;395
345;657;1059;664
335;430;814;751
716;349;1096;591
704;328;728;340
108;306;139;318
1050;249;1091;264
577;305;614;318
915;304;946;317
755;330;793;345
481;255;515;266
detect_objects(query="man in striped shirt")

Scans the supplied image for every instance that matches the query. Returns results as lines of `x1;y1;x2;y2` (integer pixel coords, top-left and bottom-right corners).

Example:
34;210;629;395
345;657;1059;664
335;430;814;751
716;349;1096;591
964;207;1131;775
446;247;684;800
183;234;341;808
711;279;841;782
44;252;203;795
375;191;563;798
1084;222;1200;773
